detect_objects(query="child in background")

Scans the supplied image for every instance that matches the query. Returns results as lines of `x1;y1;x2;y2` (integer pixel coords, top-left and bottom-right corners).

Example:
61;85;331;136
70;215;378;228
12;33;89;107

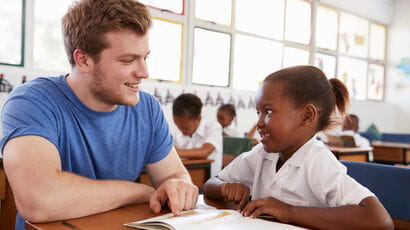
173;93;223;177
341;114;371;147
203;66;392;230
217;104;243;137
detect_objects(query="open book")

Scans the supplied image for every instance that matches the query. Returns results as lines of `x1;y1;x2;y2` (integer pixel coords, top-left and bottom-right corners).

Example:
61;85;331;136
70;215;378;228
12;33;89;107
124;209;306;230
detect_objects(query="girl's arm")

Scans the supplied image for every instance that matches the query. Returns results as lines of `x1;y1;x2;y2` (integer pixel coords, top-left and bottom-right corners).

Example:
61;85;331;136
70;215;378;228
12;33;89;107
203;177;250;210
242;196;393;230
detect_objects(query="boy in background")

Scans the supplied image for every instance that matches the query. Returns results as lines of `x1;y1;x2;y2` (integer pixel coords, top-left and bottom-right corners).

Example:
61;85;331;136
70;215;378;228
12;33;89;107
341;114;371;147
173;93;223;177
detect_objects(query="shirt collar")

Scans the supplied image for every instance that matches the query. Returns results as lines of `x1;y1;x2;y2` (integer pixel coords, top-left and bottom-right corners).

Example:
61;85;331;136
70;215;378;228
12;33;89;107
286;135;320;167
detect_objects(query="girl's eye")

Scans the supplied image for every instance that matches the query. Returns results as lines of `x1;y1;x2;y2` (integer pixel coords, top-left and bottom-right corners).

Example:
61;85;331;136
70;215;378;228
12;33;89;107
266;109;273;115
256;111;261;117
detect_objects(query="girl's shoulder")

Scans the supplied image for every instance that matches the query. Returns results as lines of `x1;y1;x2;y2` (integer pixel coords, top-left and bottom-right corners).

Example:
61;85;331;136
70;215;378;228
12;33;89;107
305;140;346;171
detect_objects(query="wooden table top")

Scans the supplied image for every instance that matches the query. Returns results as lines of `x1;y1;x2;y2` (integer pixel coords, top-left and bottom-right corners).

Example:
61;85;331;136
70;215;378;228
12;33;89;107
24;195;237;230
372;141;410;148
180;158;213;166
327;146;373;153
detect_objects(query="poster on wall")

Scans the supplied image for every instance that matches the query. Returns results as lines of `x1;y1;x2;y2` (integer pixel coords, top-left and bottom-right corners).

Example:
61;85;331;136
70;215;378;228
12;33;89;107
395;57;410;89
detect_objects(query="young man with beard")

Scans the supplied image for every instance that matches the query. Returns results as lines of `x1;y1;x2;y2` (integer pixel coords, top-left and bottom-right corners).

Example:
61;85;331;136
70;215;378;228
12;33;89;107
0;1;198;229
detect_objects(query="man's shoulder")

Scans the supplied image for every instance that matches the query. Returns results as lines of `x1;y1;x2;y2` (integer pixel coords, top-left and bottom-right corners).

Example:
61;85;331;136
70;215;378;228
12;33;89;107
136;90;160;107
10;75;65;98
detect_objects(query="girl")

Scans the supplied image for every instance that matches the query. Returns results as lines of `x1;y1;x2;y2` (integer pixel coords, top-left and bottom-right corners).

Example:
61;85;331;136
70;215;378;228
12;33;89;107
203;66;393;230
217;104;243;137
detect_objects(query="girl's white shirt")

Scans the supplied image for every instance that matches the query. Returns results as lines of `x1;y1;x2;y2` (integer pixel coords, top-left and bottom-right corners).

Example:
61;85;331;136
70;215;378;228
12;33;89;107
218;136;374;207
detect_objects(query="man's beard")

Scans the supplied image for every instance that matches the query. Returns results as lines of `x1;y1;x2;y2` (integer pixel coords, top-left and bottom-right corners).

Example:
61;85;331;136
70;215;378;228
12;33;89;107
89;65;139;107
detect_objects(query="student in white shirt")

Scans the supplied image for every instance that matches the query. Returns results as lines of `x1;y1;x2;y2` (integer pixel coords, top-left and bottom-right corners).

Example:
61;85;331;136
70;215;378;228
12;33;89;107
173;93;223;177
341;114;371;147
203;66;392;230
217;104;243;137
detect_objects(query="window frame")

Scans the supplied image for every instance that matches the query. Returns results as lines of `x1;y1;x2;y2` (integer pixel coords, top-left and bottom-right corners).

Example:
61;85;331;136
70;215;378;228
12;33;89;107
0;0;26;67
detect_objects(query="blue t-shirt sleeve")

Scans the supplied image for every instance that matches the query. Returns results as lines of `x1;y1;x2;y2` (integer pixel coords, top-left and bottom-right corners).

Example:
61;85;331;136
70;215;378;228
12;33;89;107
1;86;60;153
144;93;173;164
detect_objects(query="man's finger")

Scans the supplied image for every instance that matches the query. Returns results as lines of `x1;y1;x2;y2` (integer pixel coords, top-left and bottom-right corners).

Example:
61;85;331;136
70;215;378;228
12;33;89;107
149;194;161;214
166;187;181;215
184;188;193;210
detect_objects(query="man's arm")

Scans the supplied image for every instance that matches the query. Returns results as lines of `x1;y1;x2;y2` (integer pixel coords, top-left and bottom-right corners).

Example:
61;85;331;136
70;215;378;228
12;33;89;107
175;143;215;159
3;135;155;223
146;147;199;215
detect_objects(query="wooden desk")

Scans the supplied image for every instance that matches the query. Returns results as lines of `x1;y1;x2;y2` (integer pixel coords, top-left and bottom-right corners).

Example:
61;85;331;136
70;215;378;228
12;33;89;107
372;141;410;165
0;158;17;230
139;159;213;188
327;146;372;162
25;195;307;230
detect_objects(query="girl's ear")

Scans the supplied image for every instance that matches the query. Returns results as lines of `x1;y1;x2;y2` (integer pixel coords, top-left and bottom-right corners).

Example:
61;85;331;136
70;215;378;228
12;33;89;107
301;104;317;126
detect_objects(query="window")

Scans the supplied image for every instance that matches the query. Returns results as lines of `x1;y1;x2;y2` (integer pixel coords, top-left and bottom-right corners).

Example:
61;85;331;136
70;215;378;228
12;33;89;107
369;23;386;61
235;0;285;39
233;35;283;91
285;0;311;45
140;0;183;14
148;19;183;82
283;47;310;68
314;53;336;78
367;63;384;100
0;0;24;66
33;0;72;72
338;57;368;100
195;0;232;26
339;13;369;58
316;6;338;50
192;28;231;86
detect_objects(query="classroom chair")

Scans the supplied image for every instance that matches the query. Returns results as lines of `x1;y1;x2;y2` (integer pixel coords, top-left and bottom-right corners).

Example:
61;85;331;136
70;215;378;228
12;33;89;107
340;161;410;230
1;160;17;230
222;136;253;167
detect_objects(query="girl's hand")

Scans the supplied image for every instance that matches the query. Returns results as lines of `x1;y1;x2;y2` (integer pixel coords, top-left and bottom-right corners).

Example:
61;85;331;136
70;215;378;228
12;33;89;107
221;182;250;210
241;197;293;223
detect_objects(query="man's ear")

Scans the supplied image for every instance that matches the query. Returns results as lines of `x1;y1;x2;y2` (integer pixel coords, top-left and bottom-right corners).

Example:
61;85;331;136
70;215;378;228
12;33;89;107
73;49;93;73
301;104;317;126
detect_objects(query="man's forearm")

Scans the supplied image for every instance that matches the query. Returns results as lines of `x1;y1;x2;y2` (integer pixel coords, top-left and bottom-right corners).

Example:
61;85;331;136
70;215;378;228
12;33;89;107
17;171;155;223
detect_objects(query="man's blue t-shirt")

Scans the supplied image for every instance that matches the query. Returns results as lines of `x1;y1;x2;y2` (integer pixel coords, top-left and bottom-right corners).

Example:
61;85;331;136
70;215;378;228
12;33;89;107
0;75;173;229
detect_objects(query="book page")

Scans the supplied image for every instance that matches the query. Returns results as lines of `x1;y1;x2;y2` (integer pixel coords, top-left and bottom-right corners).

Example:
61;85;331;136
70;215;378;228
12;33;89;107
125;209;306;230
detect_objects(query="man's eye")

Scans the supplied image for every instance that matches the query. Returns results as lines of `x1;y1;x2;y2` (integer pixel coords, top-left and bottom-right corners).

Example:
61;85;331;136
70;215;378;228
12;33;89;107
121;59;134;63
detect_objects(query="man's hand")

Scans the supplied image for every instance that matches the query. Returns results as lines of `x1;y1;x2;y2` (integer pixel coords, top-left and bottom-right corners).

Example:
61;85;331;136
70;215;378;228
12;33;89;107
149;178;198;215
241;197;293;223
221;182;250;211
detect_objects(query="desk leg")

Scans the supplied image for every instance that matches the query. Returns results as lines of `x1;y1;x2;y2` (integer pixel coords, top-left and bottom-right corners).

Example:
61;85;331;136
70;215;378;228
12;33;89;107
402;149;410;165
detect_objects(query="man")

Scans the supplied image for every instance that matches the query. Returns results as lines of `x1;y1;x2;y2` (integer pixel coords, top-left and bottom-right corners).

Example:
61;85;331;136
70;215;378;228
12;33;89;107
0;1;198;229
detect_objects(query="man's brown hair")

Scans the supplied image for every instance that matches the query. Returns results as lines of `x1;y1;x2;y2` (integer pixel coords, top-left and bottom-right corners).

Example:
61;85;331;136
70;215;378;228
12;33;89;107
62;0;152;66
